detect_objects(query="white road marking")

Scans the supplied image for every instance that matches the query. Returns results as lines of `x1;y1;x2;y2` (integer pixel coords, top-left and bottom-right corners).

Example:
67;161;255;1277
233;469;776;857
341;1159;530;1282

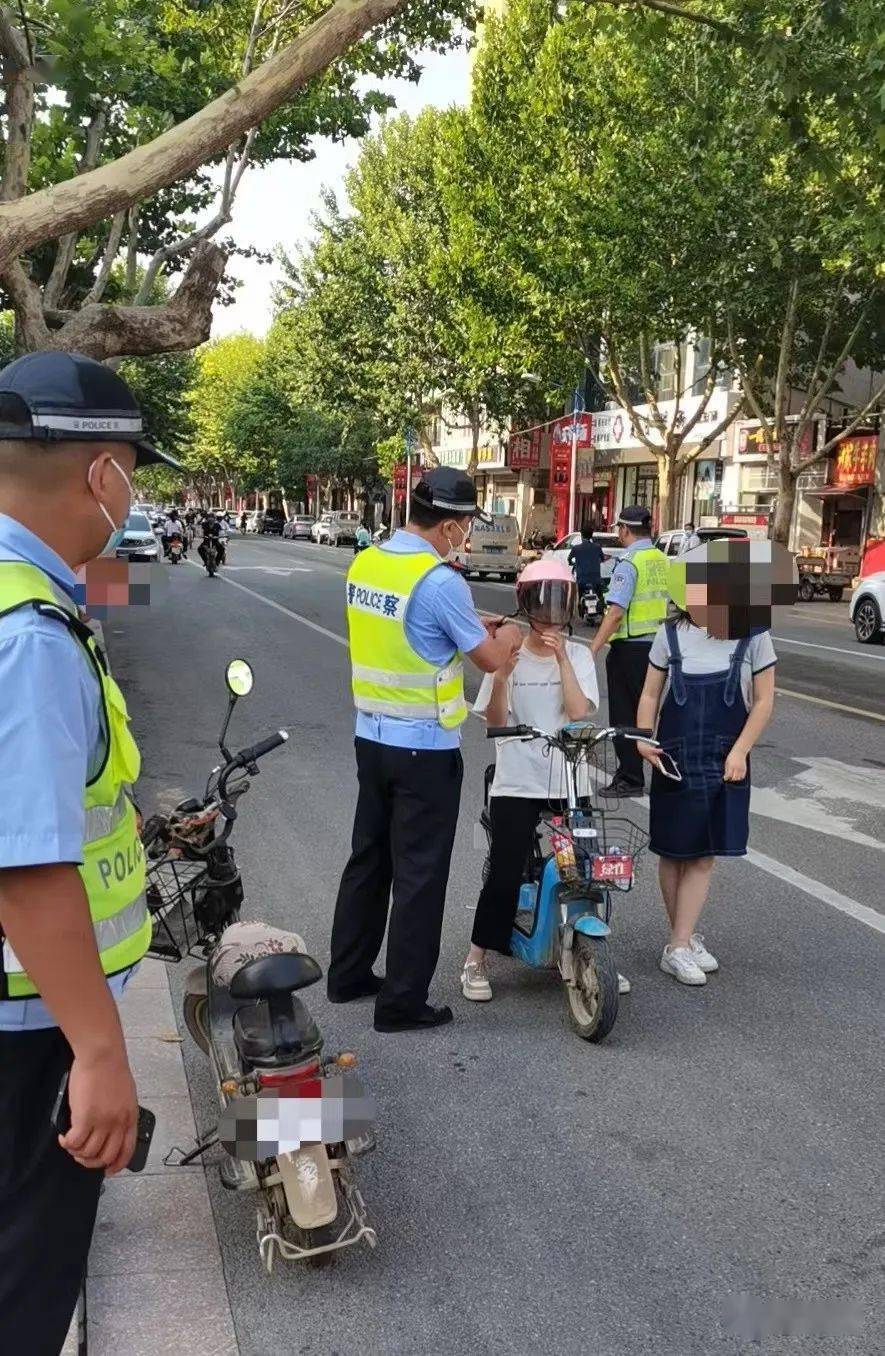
774;688;885;723
185;561;348;648
749;757;885;853
743;849;885;936
771;634;885;662
225;565;312;575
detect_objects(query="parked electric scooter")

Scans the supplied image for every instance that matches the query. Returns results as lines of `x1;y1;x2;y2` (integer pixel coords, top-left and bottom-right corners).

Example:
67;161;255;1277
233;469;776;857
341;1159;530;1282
479;719;675;1041
577;585;606;626
143;660;377;1270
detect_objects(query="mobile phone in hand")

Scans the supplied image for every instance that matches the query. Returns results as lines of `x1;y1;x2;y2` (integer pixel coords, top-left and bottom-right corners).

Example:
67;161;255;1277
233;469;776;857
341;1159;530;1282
51;1069;156;1172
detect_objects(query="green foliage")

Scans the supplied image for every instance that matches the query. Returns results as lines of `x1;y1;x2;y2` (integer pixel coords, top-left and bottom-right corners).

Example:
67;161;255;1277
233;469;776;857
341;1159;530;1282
0;313;16;369
186;332;265;484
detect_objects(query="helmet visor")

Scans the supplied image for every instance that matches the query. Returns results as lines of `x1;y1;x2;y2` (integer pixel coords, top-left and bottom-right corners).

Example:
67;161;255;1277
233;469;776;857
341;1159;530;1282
517;579;576;626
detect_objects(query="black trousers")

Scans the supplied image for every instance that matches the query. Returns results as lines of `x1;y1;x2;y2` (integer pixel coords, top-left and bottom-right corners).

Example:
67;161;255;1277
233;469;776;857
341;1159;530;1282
472;797;566;953
329;738;463;1019
0;1027;103;1356
606;639;653;786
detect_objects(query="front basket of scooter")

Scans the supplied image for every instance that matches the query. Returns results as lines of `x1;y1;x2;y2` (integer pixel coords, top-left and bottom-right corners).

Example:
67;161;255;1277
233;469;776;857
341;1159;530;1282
145;854;209;961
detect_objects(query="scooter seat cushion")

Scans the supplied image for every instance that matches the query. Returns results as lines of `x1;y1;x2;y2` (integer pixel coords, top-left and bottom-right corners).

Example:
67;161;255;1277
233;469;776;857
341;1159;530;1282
210;920;308;989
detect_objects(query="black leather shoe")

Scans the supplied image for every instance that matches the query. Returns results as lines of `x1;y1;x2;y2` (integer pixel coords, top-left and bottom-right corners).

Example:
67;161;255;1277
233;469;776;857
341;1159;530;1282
374;1004;453;1033
598;776;644;799
327;974;385;1004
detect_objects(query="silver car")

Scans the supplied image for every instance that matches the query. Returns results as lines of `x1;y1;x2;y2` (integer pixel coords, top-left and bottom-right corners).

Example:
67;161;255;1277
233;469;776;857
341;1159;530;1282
283;515;315;540
115;511;160;562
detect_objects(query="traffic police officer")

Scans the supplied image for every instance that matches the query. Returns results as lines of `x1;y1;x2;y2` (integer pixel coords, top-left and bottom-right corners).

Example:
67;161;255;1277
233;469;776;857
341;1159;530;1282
0;351;179;1352
329;468;522;1032
591;504;669;796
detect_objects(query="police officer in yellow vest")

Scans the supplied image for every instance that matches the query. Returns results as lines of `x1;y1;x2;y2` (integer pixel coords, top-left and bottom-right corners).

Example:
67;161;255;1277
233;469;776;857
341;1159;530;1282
590;505;669;796
0;352;180;1352
329;468;523;1033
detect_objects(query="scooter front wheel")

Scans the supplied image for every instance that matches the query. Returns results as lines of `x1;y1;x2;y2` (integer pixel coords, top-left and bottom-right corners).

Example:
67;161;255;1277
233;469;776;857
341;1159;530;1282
565;935;619;1042
183;992;211;1056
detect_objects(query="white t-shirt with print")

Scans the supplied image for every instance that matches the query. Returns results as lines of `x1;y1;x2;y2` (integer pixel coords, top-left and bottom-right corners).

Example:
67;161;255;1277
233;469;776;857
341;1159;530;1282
474;639;599;799
648;623;777;710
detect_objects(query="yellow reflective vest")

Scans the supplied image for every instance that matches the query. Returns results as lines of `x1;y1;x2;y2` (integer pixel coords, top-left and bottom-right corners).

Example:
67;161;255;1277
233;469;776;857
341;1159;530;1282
346;546;468;731
0;562;151;999
611;545;670;642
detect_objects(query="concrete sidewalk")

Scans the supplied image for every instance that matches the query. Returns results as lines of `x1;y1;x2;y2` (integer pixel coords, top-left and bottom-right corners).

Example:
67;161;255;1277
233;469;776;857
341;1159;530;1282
64;960;238;1355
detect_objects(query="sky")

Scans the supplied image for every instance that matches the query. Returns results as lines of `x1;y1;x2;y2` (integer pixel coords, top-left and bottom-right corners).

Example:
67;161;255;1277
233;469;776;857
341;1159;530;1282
211;46;471;341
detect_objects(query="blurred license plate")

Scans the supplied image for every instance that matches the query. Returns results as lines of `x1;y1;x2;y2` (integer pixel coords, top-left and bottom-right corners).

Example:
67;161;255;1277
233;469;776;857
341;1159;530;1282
485;546;505;553
592;855;634;882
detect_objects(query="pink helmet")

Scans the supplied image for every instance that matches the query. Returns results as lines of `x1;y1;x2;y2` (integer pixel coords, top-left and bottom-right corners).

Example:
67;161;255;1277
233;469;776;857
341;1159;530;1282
516;557;576;625
518;558;574;585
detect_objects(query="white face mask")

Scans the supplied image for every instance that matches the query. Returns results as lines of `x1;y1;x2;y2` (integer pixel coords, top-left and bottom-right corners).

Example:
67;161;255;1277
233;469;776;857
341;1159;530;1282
88;456;132;556
443;520;469;561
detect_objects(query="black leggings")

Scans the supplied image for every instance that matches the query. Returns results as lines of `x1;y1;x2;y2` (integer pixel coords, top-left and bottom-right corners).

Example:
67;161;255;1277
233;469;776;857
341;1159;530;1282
472;796;567;953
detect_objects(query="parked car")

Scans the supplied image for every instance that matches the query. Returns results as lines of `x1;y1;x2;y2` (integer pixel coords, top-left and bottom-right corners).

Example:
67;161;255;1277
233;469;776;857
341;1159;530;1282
849;572;885;644
546;530;624;582
256;508;287;535
454;514;521;581
282;514;316;540
115;511;160;562
655;525;750;556
312;511;361;546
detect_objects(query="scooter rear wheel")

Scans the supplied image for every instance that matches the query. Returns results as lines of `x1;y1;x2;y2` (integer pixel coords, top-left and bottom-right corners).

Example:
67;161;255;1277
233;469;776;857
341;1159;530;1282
565;936;619;1042
183;992;211;1056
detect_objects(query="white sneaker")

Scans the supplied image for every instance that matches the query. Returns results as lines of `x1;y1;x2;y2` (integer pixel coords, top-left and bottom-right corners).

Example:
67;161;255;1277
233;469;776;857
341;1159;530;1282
618;973;632;995
660;945;707;986
689;933;719;974
461;959;492;1001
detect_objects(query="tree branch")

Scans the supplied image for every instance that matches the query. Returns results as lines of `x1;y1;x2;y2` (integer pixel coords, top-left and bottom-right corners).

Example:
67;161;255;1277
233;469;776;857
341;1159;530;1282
81;210;126;306
0;0;411;270
42;109;107;308
797;379;885;472
773;274;799;437
606;330;661;456
49;240;227;361
0;258;49;347
727;311;773;445
584;0;754;45
0;6;34;203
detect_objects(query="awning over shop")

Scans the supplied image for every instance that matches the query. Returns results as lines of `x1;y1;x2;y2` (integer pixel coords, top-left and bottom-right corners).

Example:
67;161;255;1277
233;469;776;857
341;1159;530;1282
801;483;873;499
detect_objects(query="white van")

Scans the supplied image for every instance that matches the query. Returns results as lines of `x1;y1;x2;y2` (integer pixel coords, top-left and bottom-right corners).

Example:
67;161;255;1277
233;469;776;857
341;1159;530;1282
456;514;521;581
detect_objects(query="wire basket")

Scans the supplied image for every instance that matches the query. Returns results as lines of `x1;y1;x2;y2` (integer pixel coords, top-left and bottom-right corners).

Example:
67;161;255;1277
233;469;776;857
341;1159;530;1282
145;853;209;962
590;815;650;860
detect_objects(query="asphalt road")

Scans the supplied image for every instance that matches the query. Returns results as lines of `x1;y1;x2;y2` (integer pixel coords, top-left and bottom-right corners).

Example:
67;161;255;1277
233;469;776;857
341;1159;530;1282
109;534;885;1356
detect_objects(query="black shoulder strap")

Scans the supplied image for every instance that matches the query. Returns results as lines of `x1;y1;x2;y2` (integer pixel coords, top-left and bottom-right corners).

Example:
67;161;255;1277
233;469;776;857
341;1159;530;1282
33;601;108;674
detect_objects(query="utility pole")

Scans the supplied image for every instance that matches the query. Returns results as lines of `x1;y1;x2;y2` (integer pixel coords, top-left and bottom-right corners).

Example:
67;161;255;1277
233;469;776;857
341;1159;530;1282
404;427;416;526
568;387;584;534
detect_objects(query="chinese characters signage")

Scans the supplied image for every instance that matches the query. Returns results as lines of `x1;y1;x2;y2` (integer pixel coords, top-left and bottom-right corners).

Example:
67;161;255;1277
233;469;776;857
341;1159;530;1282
508;426;543;469
833;435;878;489
393;462;422;504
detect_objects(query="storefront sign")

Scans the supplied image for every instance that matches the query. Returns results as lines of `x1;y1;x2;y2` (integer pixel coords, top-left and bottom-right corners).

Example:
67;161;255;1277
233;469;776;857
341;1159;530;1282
476;442;507;470
592;394;729;452
393;462;423;503
833;435;878;488
550;413;593;451
721;512;770;540
508;425;543;469
736;416;822;462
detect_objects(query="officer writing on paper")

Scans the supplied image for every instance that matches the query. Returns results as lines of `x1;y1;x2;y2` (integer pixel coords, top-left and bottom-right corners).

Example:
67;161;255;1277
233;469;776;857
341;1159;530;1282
328;468;523;1033
590;505;670;797
0;352;179;1353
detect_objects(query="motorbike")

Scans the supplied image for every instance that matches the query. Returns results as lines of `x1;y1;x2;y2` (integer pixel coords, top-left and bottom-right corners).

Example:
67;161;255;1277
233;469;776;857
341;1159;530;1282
168;532;184;565
478;719;672;1042
142;659;378;1270
202;534;220;577
577;584;606;626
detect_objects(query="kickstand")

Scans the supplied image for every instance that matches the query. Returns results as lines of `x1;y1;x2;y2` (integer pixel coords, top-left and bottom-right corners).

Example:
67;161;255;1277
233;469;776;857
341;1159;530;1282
164;1129;219;1167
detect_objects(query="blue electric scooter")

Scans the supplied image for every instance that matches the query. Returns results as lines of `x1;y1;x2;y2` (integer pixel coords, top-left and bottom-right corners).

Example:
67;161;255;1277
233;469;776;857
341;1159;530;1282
481;720;664;1042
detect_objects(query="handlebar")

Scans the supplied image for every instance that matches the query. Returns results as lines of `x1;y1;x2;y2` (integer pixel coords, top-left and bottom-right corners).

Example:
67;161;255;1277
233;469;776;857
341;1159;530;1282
486;723;655;743
217;729;289;803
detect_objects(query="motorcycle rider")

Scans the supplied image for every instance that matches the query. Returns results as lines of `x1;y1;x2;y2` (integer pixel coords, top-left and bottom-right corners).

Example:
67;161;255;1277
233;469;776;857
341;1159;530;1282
568;522;605;620
354;522;372;554
198;511;227;569
162;506;184;558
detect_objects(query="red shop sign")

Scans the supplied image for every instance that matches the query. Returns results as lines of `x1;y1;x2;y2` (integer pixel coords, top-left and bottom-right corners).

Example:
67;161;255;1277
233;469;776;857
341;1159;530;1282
833;435;878;489
508;426;543;469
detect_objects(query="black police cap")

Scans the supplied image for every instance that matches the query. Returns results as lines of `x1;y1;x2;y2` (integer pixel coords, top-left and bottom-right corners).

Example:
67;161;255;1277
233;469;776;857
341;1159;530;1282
617;504;653;530
411;467;492;523
0;350;181;469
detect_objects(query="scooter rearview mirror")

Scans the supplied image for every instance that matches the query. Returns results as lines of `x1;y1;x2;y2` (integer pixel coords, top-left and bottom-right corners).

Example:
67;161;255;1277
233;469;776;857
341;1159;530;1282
220;660;254;760
226;659;254;698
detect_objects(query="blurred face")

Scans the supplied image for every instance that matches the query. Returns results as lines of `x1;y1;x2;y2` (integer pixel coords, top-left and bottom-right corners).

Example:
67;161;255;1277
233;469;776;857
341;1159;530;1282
683;541;798;638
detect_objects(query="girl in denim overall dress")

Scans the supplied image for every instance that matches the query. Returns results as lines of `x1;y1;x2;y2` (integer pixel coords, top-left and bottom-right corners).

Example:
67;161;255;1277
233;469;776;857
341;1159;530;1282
635;611;776;985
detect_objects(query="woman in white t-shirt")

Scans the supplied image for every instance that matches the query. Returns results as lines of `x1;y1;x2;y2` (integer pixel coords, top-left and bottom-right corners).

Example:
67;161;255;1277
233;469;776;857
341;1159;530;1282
635;598;776;988
461;561;599;1002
